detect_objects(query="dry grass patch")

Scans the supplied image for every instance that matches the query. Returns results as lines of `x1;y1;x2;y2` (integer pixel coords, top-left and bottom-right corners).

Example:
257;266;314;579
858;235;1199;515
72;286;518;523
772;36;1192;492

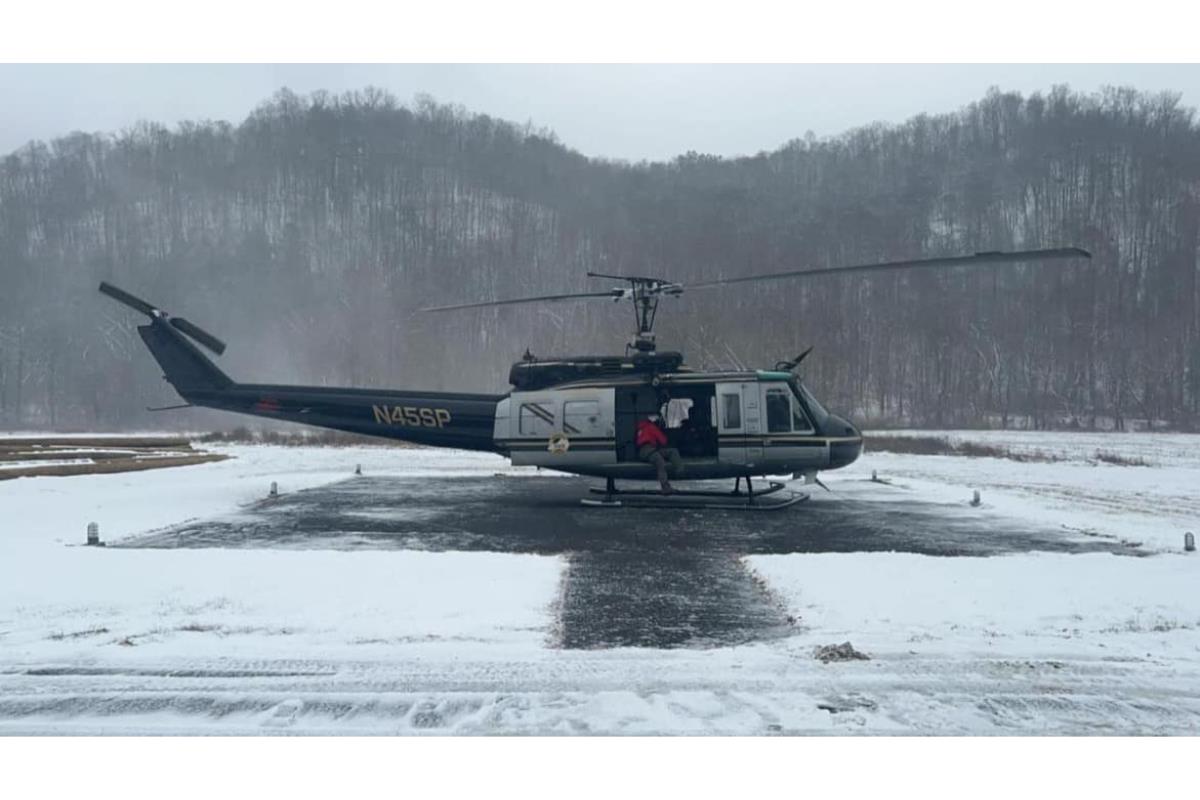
1093;450;1150;467
198;426;422;448
864;435;1062;463
0;436;228;480
47;627;110;641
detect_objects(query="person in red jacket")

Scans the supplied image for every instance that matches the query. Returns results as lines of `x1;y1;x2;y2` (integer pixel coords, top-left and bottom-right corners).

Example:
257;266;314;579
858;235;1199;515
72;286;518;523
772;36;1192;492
636;413;683;493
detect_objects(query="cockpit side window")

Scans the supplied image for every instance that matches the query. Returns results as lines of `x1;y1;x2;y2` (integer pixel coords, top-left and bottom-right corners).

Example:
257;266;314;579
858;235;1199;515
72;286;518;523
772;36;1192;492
791;396;814;433
765;387;792;433
791;380;829;427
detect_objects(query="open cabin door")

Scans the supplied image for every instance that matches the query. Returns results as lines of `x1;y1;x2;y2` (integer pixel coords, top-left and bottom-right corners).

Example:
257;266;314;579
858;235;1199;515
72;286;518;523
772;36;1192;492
614;385;661;461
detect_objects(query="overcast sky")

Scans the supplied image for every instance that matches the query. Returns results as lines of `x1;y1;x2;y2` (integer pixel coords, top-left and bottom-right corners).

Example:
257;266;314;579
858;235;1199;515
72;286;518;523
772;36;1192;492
2;64;1198;162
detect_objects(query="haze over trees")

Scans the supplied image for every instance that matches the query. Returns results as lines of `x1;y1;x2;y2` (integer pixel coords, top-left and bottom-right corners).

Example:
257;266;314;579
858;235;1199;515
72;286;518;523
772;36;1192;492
1;85;1198;431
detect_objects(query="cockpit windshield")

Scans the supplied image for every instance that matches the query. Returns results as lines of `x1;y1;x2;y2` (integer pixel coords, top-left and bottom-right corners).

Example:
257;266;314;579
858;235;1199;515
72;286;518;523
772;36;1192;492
791;379;830;426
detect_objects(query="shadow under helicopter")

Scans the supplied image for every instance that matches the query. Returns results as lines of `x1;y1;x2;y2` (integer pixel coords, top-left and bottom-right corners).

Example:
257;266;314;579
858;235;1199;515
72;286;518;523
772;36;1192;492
116;476;1141;650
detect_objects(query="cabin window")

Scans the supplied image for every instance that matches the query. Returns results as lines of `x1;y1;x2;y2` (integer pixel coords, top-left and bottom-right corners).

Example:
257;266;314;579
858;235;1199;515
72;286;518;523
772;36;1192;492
519;402;556;436
563;400;601;436
765;387;793;433
720;393;742;429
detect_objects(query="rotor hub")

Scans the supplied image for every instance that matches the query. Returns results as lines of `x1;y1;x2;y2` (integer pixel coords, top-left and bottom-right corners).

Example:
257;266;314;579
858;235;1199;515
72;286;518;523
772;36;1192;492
630;331;657;354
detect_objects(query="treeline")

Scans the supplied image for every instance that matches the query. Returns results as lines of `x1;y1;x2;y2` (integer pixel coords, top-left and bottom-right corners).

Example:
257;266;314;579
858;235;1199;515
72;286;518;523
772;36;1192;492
1;85;1198;431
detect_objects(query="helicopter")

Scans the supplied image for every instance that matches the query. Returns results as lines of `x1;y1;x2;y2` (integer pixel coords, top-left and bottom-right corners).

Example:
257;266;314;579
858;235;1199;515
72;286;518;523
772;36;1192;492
99;246;1090;510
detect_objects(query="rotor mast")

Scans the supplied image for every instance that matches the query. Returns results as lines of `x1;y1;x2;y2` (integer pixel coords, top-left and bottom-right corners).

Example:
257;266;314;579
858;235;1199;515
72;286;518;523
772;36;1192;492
584;273;683;355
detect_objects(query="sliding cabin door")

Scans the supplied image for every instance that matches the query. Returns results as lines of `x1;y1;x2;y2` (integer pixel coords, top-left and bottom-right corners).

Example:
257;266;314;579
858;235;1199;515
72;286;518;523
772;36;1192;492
715;382;762;468
504;388;617;468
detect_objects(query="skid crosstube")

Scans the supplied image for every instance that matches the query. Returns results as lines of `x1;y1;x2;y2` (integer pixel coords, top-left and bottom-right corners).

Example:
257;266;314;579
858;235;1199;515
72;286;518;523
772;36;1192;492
581;491;808;511
583;478;807;510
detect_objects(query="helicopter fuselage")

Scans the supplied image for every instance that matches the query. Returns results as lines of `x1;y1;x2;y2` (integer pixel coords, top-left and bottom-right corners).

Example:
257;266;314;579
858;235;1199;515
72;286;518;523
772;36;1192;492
495;370;861;480
122;304;862;482
104;245;1088;486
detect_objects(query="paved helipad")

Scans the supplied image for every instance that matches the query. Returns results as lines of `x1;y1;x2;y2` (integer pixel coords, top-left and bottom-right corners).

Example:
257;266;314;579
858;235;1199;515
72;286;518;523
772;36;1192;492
117;475;1136;650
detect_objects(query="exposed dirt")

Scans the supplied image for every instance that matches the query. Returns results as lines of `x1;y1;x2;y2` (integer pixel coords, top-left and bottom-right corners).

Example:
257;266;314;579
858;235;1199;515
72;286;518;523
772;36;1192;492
814;642;871;663
0;437;228;480
196;427;423;448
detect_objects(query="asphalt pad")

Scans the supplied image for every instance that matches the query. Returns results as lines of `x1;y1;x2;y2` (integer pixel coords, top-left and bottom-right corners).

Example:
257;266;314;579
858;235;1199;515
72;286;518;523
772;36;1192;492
117;475;1137;649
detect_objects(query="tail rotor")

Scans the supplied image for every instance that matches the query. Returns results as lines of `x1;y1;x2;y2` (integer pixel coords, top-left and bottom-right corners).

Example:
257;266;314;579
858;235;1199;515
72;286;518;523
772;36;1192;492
99;282;226;355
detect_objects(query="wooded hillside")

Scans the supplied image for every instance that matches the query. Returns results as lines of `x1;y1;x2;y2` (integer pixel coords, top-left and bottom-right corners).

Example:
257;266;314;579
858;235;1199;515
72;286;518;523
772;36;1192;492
2;85;1198;430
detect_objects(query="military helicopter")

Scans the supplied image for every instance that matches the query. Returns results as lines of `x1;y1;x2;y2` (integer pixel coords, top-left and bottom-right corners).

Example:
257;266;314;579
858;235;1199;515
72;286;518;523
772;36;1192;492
100;246;1089;509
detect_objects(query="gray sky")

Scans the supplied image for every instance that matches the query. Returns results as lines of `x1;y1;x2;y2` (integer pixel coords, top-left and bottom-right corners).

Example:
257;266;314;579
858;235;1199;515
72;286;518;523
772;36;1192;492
2;64;1198;161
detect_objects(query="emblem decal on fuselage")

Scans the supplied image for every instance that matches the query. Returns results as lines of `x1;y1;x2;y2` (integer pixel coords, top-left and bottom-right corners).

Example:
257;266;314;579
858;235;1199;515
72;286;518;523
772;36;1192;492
372;405;452;428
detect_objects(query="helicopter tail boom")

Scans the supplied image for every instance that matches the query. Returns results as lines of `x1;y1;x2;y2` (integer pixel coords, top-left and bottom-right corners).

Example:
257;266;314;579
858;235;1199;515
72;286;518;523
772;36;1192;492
101;283;504;452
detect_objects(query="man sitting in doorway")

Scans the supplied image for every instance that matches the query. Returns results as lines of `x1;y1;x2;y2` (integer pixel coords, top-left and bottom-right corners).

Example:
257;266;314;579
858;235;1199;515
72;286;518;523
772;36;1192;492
636;413;683;494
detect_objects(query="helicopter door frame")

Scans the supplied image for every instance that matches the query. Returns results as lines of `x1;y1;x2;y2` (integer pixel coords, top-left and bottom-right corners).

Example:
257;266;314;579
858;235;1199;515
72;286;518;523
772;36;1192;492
716;382;763;469
742;382;764;464
614;385;661;462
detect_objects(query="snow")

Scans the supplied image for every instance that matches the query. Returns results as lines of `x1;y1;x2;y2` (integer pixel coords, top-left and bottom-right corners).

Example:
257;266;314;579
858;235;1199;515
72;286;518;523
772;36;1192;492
2;548;559;661
877;428;1200;468
838;430;1200;553
748;552;1200;658
1;445;554;660
2;433;1200;734
1;459;95;470
0;443;511;547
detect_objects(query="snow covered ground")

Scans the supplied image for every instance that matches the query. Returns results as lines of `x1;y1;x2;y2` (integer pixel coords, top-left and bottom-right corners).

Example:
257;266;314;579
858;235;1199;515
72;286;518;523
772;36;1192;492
1;433;1198;734
856;429;1200;552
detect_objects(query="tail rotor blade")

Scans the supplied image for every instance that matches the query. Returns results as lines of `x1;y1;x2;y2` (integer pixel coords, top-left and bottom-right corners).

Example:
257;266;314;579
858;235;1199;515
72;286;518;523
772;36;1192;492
170;317;227;356
98;282;159;317
100;282;229;358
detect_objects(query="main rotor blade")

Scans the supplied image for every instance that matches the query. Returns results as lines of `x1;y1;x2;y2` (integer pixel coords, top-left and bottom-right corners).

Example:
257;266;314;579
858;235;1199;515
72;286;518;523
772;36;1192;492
688;247;1091;289
99;281;158;316
585;271;666;283
421;290;622;313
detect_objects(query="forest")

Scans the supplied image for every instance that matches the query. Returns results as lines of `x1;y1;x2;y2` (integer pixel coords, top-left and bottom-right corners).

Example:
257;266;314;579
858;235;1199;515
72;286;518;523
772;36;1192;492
1;84;1198;431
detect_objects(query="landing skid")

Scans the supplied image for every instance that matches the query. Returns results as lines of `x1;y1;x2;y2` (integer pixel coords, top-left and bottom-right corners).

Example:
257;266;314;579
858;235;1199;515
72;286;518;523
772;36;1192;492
582;477;809;511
